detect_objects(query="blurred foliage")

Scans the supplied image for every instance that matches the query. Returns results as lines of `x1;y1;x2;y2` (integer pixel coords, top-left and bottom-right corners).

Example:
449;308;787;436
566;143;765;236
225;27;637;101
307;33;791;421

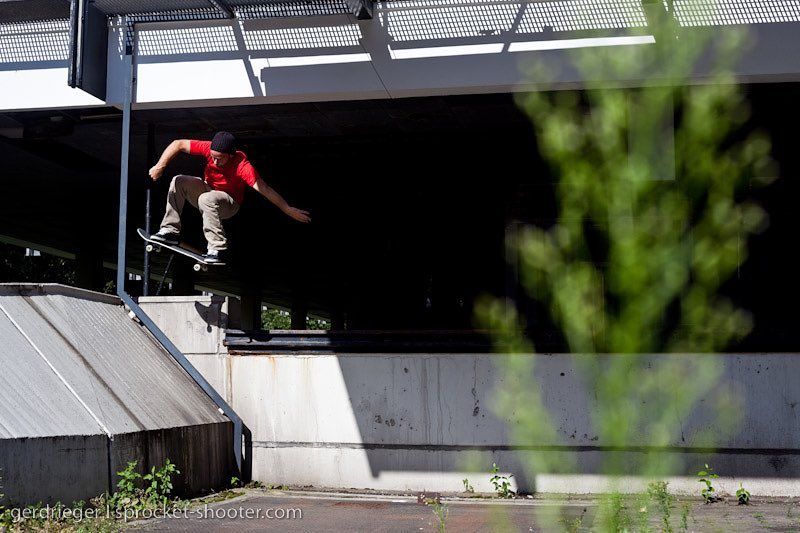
474;1;774;518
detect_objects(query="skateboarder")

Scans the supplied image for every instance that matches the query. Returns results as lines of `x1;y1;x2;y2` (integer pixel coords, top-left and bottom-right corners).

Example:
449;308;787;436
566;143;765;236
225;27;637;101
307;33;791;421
148;131;311;263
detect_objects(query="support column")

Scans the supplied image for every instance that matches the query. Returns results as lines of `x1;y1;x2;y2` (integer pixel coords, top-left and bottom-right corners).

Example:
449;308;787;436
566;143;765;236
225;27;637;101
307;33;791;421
291;292;308;330
171;260;195;295
75;246;104;291
240;279;262;331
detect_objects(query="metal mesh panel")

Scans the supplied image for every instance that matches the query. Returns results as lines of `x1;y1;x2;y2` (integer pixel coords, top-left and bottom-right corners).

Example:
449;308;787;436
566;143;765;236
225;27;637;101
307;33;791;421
121;8;227;48
382;2;518;40
94;0;215;16
125;7;228;23
0;0;69;24
518;0;647;33
117;2;359;48
241;23;362;50
96;0;355;17
672;0;800;26
8;0;800;29
232;0;351;19
0;19;69;64
381;0;647;42
137;24;238;55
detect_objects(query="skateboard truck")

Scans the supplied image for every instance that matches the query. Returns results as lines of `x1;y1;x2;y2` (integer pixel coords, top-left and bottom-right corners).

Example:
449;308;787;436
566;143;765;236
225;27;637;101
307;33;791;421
145;242;209;271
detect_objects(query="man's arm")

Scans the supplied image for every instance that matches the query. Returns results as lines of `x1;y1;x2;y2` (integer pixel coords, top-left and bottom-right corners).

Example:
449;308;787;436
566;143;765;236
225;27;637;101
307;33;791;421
252;177;311;223
149;139;192;181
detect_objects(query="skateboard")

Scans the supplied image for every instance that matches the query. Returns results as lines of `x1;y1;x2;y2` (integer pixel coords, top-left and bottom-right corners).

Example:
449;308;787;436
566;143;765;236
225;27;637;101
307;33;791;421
137;228;225;271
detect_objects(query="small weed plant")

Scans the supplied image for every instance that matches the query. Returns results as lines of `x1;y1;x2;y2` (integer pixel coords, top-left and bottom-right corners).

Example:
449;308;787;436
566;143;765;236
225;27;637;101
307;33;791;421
560;509;586;533
0;459;183;531
109;459;181;512
489;463;515;499
647;480;675;533
429;501;448;533
462;478;474;493
599;492;632;533
680;502;691;532
697;464;720;503
736;483;751;505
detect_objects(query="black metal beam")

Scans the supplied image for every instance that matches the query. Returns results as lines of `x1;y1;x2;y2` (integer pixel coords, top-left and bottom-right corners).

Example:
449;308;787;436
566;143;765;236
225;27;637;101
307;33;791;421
68;0;108;100
67;0;79;86
225;330;494;354
346;0;372;20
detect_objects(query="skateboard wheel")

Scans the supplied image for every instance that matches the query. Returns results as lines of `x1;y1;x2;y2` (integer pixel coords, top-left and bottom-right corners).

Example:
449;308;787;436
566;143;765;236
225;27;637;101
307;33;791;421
145;244;154;253
193;263;202;272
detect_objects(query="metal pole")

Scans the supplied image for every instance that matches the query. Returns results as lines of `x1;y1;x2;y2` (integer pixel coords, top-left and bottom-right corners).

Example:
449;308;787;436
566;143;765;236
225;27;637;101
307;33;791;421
116;24;133;294
143;123;155;295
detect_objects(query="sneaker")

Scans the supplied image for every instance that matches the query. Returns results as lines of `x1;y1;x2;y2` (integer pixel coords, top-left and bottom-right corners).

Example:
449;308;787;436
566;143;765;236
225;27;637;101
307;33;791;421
150;229;180;245
203;250;224;264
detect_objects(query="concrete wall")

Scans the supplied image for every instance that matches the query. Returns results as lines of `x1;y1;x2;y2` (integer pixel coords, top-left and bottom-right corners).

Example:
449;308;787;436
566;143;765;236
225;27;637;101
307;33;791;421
0;435;109;507
233;353;800;496
139;295;239;403
140;296;800;496
111;423;236;498
0;425;236;506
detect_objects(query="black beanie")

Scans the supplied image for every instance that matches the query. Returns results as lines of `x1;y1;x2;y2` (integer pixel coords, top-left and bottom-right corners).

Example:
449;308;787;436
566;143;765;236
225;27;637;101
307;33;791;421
210;131;236;154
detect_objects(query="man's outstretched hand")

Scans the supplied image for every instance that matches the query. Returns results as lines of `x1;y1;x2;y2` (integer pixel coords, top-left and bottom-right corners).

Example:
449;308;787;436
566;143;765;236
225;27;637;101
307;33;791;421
149;165;165;181
286;207;311;223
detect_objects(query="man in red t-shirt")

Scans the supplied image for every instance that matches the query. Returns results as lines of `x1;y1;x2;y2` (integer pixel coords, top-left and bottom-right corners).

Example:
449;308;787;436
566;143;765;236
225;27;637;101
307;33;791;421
148;131;310;263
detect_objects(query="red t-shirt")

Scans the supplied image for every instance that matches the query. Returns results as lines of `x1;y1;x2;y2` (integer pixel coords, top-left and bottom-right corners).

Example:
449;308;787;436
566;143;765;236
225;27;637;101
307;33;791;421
189;140;259;205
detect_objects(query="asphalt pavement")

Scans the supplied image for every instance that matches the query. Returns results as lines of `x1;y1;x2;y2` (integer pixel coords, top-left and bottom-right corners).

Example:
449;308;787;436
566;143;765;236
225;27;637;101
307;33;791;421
127;488;800;532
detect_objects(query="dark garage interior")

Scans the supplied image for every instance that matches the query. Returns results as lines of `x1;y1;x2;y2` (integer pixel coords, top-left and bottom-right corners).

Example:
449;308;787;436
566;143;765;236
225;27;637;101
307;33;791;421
1;86;799;350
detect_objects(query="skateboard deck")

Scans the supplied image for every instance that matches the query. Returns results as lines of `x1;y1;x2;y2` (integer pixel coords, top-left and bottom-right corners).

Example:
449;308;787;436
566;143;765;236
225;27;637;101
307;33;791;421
137;228;225;271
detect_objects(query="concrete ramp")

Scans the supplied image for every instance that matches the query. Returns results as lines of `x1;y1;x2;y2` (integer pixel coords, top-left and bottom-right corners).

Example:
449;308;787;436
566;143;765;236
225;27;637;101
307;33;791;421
0;284;236;507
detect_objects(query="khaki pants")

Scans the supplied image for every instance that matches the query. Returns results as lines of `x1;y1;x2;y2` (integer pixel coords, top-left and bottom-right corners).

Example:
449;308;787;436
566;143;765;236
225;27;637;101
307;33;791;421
160;175;240;251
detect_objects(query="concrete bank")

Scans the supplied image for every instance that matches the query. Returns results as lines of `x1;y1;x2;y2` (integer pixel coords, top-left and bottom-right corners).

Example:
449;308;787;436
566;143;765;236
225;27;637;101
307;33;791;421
0;285;236;507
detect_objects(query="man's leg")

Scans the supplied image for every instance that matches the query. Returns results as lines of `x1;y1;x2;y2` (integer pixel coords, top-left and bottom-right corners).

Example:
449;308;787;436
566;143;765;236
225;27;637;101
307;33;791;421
197;190;240;252
159;175;209;234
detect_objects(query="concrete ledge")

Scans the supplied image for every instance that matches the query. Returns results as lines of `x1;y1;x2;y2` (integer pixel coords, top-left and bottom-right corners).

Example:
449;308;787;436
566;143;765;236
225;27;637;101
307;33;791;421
138;295;239;355
0;283;120;305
